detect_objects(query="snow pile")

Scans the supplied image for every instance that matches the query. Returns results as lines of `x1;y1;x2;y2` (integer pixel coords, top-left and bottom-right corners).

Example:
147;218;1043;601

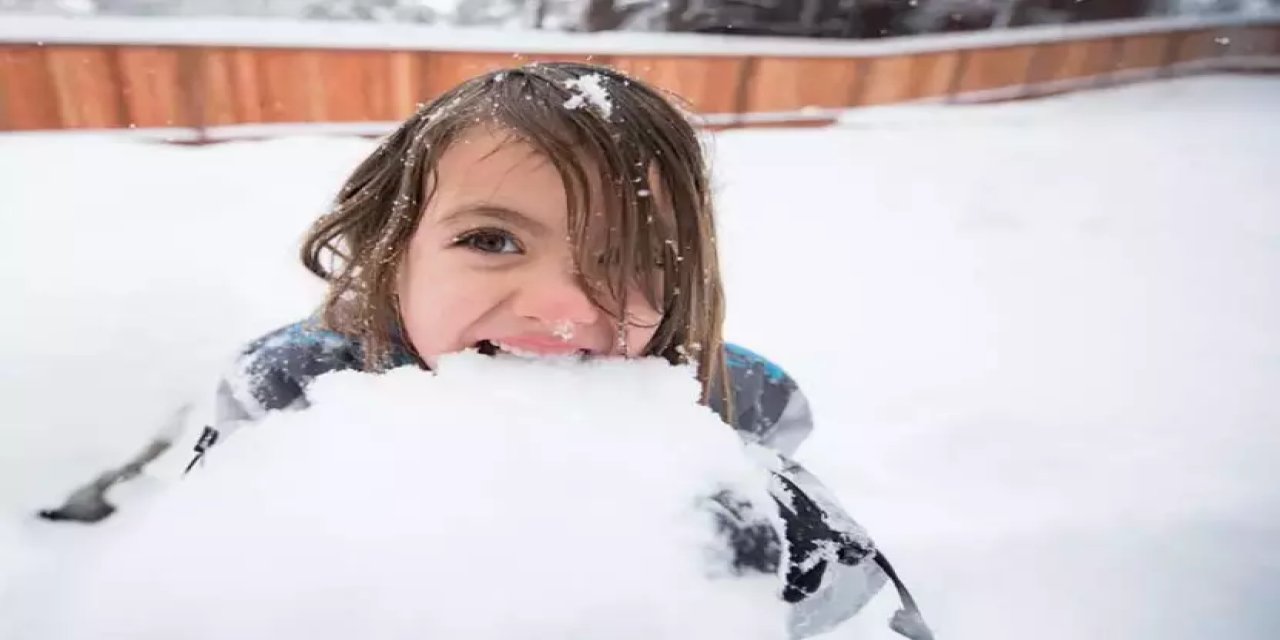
58;353;788;640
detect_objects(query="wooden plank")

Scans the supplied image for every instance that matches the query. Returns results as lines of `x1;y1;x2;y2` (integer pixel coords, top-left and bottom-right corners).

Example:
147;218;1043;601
194;47;234;127
1174;29;1224;64
0;46;61;130
228;48;264;123
316;50;371;122
859;52;961;106
193;47;269;126
43;46;125;128
420;51;515;101
953;45;1037;95
354;49;411;122
305;50;406;123
1114;34;1168;73
360;50;395;122
256;49;326;122
907;51;962;101
1252;28;1272;56
1028;38;1116;84
387;50;419;118
745;57;858;112
115;46;189;127
1215;26;1280;57
609;56;743;114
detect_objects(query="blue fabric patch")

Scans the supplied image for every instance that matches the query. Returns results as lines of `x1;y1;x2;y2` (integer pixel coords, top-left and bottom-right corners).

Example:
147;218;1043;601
725;343;787;384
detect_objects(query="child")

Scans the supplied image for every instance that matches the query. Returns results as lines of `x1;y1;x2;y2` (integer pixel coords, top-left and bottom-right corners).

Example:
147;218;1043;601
192;62;930;640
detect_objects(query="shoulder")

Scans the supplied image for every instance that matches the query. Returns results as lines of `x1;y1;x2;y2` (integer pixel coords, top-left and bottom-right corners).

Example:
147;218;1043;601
225;320;368;417
724;343;792;385
189;320;373;471
721;343;815;456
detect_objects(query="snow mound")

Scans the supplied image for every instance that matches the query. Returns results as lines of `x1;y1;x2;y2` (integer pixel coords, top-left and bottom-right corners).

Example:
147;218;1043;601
59;352;788;640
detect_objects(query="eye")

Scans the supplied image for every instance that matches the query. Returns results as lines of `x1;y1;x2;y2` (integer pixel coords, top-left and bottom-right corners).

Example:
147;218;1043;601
452;228;523;255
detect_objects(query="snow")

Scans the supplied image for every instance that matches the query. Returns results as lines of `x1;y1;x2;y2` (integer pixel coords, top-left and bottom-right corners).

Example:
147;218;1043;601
551;319;576;341
715;75;1280;639
2;74;1280;639
1;12;1277;57
55;356;788;640
562;73;614;119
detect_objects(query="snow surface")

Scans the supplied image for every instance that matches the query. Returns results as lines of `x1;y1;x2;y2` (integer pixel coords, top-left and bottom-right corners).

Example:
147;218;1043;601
2;74;1280;639
55;356;788;640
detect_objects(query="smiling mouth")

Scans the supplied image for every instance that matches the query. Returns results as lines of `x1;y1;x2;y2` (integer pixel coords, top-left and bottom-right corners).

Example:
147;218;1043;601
474;340;591;359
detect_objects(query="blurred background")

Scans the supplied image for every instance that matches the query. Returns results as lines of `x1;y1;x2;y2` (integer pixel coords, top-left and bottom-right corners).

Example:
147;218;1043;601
2;0;1278;136
3;0;1280;35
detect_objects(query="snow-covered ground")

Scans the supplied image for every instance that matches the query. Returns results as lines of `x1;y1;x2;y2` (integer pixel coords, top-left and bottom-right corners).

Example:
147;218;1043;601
55;357;792;640
3;74;1279;639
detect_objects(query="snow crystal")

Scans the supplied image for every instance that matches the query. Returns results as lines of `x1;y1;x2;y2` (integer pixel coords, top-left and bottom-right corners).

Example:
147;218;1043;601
563;73;614;119
551;319;575;341
58;354;787;640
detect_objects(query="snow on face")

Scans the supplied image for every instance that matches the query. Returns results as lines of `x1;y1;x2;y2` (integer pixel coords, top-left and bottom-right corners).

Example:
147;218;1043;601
59;353;787;640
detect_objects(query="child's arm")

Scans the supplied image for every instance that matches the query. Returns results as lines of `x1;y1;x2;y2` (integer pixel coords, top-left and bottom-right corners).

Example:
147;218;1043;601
724;346;930;639
722;344;814;457
763;387;814;457
769;453;886;636
769;453;932;640
186;321;361;471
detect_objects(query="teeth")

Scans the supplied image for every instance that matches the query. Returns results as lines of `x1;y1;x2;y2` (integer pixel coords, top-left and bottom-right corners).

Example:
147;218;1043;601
474;340;588;360
495;342;581;360
494;342;541;358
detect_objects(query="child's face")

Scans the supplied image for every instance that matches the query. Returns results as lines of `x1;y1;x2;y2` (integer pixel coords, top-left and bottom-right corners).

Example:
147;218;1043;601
397;127;662;367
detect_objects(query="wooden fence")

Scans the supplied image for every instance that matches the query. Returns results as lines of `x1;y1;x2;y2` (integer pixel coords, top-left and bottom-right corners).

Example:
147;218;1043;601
1;14;1278;138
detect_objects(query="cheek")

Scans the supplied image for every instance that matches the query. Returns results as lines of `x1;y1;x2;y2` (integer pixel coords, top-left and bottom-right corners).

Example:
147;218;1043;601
397;248;493;360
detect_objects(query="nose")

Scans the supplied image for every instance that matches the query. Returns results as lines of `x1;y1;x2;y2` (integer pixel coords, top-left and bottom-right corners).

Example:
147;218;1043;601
510;264;601;328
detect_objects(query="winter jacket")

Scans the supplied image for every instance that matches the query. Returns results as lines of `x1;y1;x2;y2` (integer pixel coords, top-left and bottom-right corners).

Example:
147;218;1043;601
190;320;928;640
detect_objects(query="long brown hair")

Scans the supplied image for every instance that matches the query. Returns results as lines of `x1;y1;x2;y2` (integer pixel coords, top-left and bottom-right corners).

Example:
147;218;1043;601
300;62;730;420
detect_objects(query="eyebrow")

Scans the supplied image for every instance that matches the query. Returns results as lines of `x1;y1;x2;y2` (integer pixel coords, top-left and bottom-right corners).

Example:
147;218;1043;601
437;204;551;238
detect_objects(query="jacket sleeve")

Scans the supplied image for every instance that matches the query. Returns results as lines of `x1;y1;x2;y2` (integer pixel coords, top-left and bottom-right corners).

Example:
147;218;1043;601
761;449;891;638
185;323;334;471
760;386;815;458
722;343;814;457
183;362;275;472
723;349;929;639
